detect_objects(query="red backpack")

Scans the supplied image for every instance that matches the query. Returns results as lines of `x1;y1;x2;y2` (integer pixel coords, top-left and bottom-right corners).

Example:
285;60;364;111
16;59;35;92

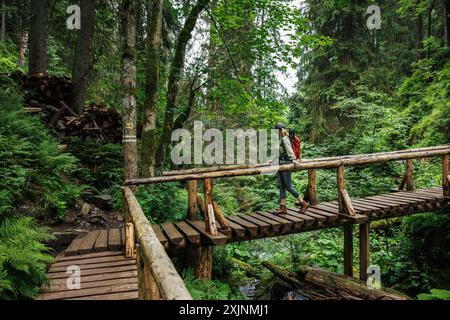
288;131;302;160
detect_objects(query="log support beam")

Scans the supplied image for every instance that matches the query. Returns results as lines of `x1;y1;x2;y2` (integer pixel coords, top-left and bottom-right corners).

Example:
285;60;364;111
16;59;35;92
443;155;449;197
185;242;214;280
305;169;317;206
187;180;198;220
344;223;353;277
405;159;414;191
359;222;370;282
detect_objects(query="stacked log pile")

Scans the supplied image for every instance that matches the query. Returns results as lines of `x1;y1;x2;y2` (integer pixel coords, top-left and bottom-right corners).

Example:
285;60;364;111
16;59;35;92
11;72;121;143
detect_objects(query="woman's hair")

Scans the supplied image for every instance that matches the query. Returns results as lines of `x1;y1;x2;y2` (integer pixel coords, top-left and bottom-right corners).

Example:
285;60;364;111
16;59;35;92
280;128;289;137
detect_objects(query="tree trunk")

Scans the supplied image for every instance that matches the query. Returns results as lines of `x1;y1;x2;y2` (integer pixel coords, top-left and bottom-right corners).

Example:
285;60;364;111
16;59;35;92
140;0;164;177
1;0;5;41
71;0;95;114
262;261;410;300
156;0;211;168
28;0;49;75
415;1;424;60
444;0;450;47
18;31;28;67
16;0;27;67
121;0;138;189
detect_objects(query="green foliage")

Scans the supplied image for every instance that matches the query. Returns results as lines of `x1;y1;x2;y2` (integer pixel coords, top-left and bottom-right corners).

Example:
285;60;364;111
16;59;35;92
0;74;79;299
0;76;83;219
0;217;55;300
183;269;244;300
137;183;188;224
398;40;450;146
417;289;450;300
371;212;449;295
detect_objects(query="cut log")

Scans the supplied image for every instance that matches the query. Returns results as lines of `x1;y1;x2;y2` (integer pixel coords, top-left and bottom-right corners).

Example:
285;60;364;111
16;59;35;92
207;204;218;236
212;202;231;232
197;195;206;218
262;261;410;300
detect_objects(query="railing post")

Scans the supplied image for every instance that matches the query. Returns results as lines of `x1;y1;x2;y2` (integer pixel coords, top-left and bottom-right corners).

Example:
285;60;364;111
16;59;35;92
344;223;353;277
359;223;370;281
187;180;198;220
306;169;317;206
123;190;135;258
203;178;217;235
124;222;136;258
443;155;449;197
405;159;414;191
337;165;355;216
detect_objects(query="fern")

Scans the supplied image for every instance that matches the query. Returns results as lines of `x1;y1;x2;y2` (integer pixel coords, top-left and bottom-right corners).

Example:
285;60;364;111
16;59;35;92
0;217;54;300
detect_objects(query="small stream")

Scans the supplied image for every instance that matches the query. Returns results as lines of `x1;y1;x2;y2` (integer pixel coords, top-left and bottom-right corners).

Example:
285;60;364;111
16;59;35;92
238;280;309;300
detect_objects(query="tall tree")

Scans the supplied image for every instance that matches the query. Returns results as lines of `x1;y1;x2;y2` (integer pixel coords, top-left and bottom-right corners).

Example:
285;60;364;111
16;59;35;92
16;0;27;67
156;0;211;168
415;0;424;60
140;0;164;177
28;0;49;75
444;0;450;47
121;0;138;185
71;0;95;114
1;0;5;41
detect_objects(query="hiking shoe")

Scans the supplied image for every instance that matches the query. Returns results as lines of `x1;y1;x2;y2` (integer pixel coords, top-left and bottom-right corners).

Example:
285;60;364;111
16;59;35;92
300;201;310;213
276;205;287;214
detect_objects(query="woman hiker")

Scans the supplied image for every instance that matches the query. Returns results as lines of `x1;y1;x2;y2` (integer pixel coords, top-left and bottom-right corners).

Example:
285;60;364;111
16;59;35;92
274;122;310;214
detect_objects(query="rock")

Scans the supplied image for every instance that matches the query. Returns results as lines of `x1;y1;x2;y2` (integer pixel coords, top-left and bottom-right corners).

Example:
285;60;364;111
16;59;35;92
81;203;91;216
90;195;114;210
47;229;89;253
88;214;107;226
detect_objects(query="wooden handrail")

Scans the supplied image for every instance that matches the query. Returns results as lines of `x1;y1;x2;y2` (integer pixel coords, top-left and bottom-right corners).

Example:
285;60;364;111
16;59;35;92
161;145;450;176
125;147;450;186
123;187;192;300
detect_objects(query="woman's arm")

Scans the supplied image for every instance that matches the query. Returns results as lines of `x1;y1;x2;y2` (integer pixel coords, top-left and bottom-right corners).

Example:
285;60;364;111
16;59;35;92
281;136;296;161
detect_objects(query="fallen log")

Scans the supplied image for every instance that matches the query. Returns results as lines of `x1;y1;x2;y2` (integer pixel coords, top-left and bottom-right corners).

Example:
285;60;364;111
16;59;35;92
262;261;410;300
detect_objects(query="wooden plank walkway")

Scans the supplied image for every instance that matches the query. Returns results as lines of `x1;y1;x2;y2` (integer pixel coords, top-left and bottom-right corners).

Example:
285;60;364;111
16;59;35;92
36;251;137;300
65;227;126;256
151;187;446;246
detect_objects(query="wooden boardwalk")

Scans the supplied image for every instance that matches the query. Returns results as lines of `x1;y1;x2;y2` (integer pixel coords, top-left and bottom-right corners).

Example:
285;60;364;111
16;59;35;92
64;227;126;256
152;187;447;248
36;186;446;300
37;251;137;300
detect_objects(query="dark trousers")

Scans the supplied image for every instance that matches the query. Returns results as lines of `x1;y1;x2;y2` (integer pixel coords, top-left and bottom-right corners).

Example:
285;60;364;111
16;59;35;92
277;171;300;201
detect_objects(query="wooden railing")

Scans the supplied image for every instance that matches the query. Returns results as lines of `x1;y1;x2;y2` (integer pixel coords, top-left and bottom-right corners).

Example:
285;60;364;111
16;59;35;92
122;187;192;300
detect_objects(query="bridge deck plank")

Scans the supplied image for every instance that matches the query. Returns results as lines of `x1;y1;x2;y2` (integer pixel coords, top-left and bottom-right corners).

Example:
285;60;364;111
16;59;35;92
151;224;168;248
94;230;109;252
175;221;200;244
161;222;185;247
227;215;259;237
186;220;229;245
225;220;246;240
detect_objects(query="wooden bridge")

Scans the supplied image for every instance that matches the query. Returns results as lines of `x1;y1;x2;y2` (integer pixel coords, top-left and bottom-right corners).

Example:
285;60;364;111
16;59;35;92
37;145;450;300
